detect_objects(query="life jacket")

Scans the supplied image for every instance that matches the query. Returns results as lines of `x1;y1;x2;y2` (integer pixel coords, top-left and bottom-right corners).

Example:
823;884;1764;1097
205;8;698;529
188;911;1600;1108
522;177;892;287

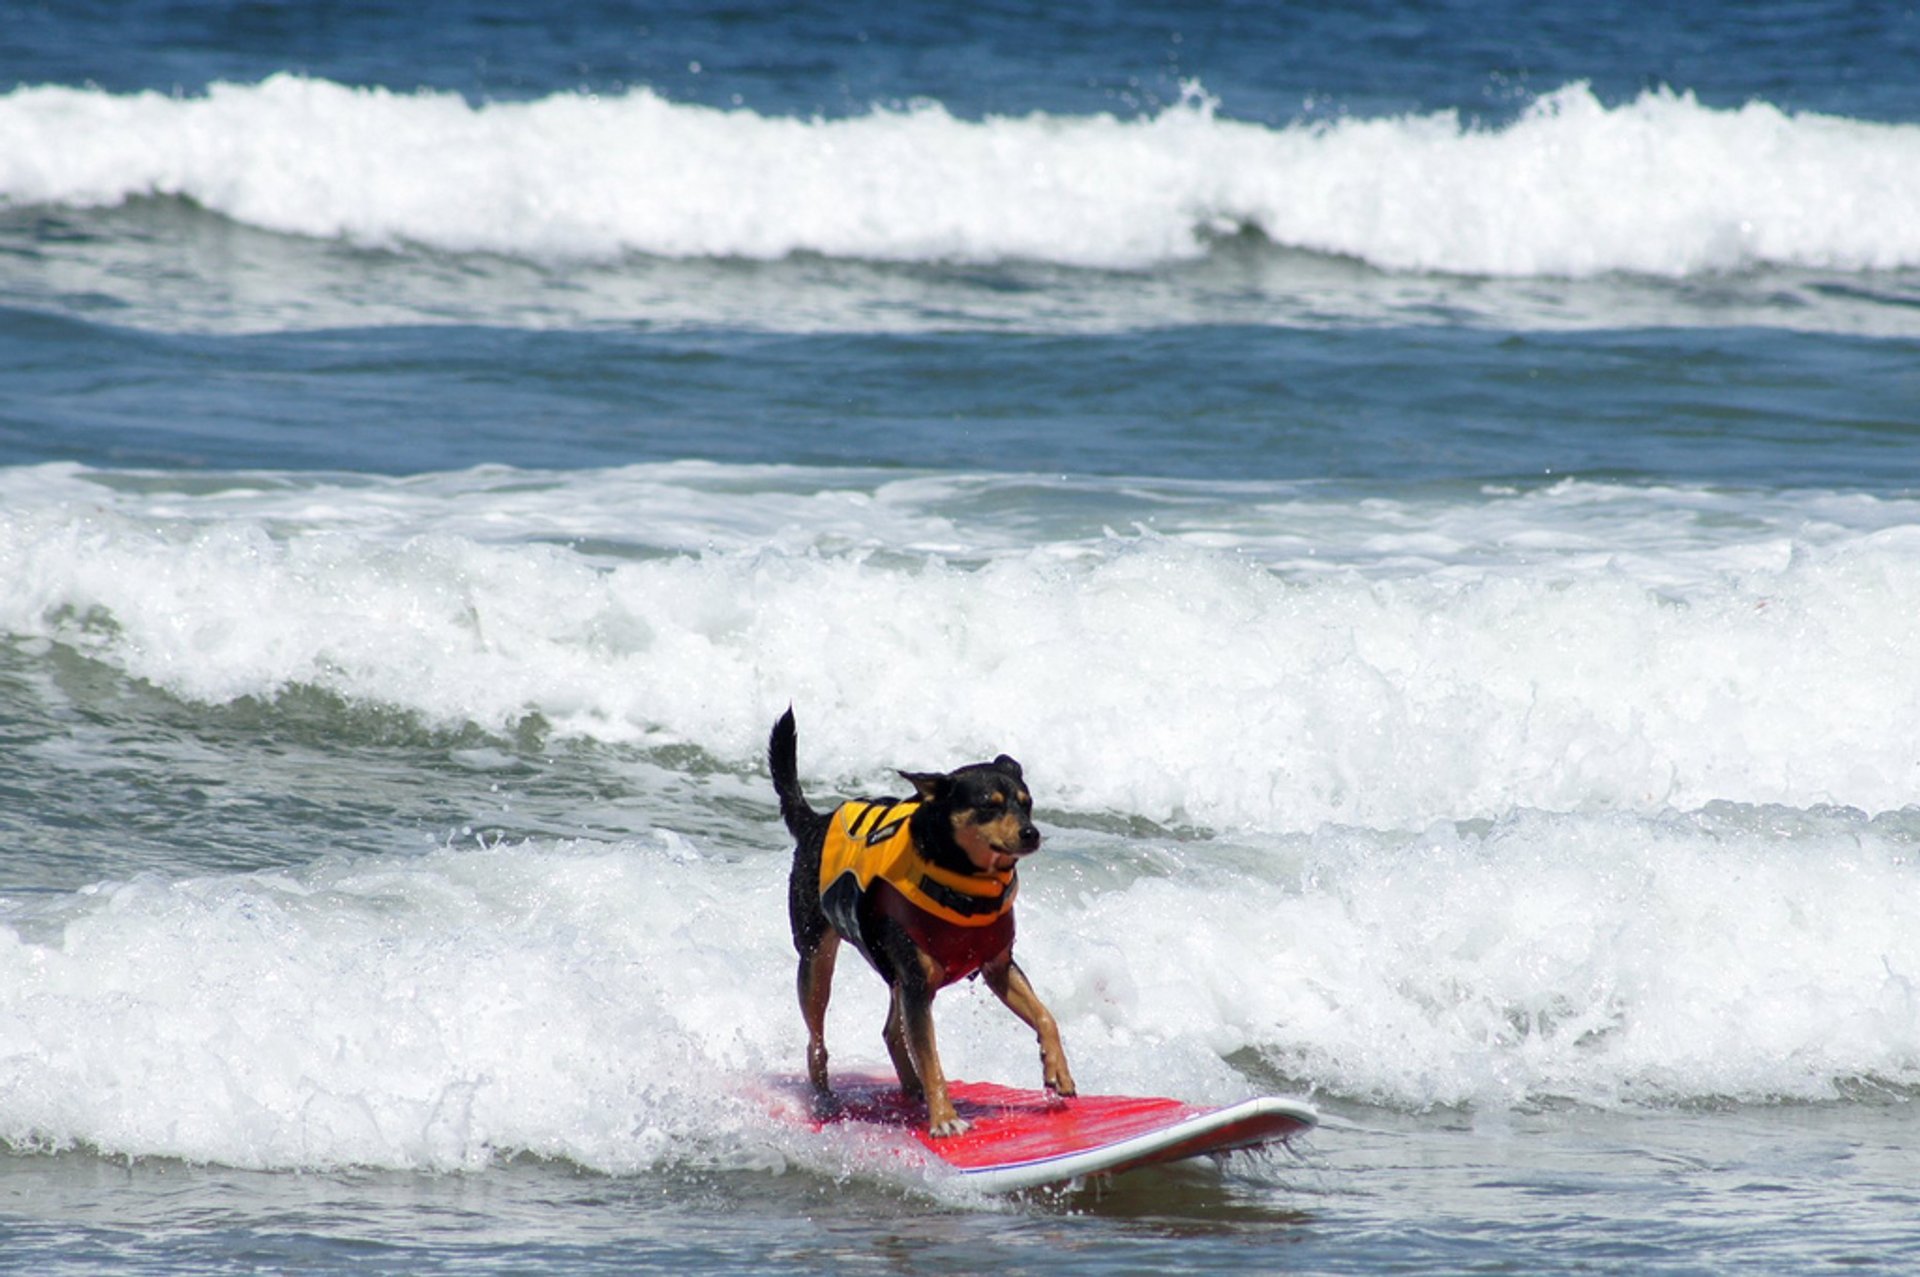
818;798;1017;985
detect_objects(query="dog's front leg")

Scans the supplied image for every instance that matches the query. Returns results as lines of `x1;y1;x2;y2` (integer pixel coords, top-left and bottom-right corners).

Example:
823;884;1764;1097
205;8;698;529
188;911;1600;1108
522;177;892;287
899;955;969;1137
983;954;1076;1098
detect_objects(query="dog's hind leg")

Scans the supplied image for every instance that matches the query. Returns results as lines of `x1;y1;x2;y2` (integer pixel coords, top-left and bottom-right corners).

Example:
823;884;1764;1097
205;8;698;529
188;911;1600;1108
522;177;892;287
797;933;840;1101
882;988;923;1100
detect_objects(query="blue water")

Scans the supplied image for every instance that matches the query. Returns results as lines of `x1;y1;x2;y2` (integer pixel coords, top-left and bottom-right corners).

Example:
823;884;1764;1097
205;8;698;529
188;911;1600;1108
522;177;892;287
8;318;1914;483
11;0;1918;122
3;2;1920;1273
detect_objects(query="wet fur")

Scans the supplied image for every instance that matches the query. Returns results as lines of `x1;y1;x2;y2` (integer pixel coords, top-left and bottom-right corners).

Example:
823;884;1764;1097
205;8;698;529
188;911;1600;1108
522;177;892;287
770;707;1075;1137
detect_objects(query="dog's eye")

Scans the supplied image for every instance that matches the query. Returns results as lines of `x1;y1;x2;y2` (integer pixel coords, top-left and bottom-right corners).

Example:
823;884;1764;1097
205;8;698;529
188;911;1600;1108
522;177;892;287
974;797;1005;818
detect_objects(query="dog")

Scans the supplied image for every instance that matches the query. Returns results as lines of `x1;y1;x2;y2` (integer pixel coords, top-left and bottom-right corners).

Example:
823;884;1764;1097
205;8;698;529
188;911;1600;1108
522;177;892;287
769;707;1075;1136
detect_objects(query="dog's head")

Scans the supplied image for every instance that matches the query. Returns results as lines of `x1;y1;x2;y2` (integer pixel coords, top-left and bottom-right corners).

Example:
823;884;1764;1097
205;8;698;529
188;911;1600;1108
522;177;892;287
900;755;1039;873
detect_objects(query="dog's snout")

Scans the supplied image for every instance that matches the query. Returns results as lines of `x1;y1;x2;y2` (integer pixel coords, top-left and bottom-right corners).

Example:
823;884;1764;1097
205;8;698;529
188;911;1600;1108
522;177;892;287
1018;823;1041;853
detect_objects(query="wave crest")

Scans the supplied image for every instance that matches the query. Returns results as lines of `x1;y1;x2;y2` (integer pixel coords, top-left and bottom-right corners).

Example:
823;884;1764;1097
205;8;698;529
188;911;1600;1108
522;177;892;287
4;76;1918;277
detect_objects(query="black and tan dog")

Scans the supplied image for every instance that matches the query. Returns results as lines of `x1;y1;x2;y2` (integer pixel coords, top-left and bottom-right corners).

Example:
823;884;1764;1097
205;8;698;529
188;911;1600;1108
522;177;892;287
769;707;1074;1136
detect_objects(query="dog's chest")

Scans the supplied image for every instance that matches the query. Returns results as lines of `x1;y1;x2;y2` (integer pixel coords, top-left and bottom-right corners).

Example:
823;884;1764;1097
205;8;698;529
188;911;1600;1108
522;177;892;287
818;800;1017;982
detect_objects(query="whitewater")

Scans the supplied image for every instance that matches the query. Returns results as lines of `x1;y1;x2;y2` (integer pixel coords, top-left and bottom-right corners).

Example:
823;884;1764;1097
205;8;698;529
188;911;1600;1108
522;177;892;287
4;802;1916;1174
3;463;1917;828
2;459;1918;1181
6;75;1920;278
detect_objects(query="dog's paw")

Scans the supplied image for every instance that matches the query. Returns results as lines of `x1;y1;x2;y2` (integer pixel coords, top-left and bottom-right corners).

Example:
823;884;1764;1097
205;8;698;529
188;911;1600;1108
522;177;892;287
1043;1059;1077;1099
810;1091;845;1121
927;1115;973;1139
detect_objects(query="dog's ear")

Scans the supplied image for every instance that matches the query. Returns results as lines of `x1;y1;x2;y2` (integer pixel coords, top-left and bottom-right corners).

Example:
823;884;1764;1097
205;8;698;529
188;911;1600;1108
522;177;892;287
993;754;1023;780
899;770;950;802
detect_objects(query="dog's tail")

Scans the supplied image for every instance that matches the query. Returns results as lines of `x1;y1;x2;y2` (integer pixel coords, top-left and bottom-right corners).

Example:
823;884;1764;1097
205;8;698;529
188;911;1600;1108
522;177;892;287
768;706;817;838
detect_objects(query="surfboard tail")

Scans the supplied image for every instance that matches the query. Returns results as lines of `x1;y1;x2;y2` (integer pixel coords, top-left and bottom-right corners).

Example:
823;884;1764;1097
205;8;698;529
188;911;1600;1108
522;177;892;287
769;706;817;837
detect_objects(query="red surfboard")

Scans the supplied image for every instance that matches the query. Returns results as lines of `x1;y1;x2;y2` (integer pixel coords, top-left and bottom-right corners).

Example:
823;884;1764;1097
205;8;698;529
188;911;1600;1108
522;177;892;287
768;1073;1317;1192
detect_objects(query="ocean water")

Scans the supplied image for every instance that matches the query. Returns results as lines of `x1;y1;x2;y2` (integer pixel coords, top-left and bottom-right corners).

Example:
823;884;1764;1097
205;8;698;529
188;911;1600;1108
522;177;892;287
3;1;1920;1271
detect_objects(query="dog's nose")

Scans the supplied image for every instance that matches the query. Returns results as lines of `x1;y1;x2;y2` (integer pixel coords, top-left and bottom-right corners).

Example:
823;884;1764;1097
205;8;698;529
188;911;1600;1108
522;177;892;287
1019;824;1041;853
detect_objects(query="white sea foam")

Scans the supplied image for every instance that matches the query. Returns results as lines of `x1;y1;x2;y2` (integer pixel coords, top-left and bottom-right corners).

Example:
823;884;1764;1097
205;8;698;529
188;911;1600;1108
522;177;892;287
1041;805;1920;1110
2;460;1917;1167
2;462;1917;831
0;834;798;1173
1;805;1916;1174
4;76;1919;278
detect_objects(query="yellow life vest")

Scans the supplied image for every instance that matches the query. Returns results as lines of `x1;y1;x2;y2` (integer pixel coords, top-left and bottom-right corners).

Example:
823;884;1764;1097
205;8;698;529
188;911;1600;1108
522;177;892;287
818;798;1017;982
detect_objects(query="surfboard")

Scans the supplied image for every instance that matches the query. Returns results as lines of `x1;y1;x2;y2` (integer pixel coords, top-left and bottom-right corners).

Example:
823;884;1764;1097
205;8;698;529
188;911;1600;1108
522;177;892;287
767;1073;1318;1192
